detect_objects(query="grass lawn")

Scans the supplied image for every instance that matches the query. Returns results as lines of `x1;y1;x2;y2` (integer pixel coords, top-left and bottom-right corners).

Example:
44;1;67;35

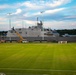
0;43;76;75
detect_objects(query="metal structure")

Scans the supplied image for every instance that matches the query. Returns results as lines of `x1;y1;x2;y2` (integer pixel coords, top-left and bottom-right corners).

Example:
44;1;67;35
8;13;12;41
6;19;59;42
12;27;27;43
41;11;44;40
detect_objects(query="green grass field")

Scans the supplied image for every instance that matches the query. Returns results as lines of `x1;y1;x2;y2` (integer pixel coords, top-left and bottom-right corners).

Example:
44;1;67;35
0;43;76;75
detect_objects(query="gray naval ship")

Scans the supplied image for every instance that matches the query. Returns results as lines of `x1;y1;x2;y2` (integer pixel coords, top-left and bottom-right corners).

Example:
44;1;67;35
6;20;59;42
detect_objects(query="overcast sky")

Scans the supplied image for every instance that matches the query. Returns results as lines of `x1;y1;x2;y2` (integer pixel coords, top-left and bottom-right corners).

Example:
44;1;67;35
0;0;76;31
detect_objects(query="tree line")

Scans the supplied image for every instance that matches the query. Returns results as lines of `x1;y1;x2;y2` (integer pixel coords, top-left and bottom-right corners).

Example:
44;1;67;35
57;29;76;36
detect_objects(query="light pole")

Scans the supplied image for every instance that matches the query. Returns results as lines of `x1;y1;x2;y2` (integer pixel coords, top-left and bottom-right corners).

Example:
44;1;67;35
8;13;12;30
41;11;44;41
8;13;12;41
